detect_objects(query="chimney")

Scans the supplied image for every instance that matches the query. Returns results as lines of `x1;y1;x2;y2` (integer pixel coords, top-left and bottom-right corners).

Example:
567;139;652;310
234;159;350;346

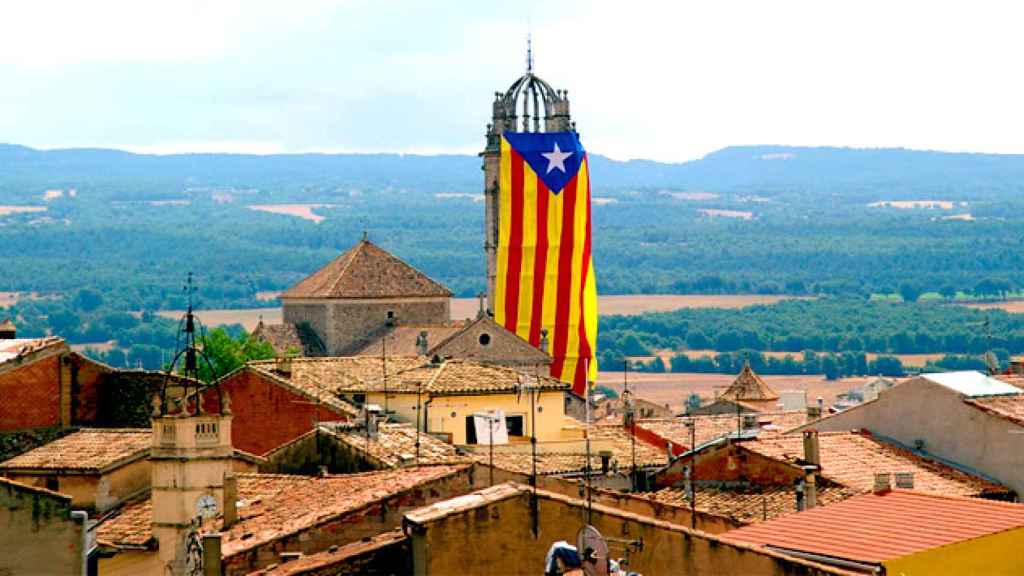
277;356;292;377
539;329;549;354
416;331;429;356
802;465;817;509
895;472;914;489
802;430;820;466
202;534;222;576
806;404;822;419
874;472;892;493
599;450;612;475
795;478;806;512
222;473;238;528
0;320;15;339
477;292;487;319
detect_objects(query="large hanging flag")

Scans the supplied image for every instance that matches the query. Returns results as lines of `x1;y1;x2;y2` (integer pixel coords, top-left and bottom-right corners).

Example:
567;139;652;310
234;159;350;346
495;131;598;395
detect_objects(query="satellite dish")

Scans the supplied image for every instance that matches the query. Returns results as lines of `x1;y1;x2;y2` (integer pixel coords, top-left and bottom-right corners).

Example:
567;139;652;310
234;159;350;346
576;525;610;576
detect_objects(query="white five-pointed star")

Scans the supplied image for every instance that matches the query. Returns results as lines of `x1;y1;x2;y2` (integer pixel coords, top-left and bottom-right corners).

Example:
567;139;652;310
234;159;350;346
541;142;573;173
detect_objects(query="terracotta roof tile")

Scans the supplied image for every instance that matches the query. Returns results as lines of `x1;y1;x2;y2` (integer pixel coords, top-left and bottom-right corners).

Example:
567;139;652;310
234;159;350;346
718;361;779;402
249;357;568;396
963;394;1024;427
647;484;857;525
247;530;406;575
221;466;464;557
241;364;360;419
743;431;1007;497
722;489;1024;564
638;411;811;451
281;239;451;299
315;422;469;468
0;476;71;501
252;322;326;357
472;424;667;475
0;429;151;472
0;336;64;368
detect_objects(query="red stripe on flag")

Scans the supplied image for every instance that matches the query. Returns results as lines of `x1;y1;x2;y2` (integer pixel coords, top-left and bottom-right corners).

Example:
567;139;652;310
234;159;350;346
528;175;550;347
549;173;579;380
504;150;525;333
572;166;594;395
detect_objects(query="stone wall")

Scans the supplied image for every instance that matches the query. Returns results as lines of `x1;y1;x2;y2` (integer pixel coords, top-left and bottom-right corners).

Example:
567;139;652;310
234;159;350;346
284;298;449;356
0;478;85;575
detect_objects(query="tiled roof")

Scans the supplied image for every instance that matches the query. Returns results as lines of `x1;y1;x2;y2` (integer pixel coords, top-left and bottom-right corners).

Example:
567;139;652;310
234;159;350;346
96;466;466;552
281;239;451;299
743;430;1008;497
647;484;857;525
424;316;552;366
472;424;668;475
718;361;779;402
313;422;468;468
252;322;326;357
247;530;406;575
964;394;1024;427
0;476;71;502
0;336;64;368
352;322;468;357
249;357;568;397
638;411;811;452
722;489;1024;564
220;466;464;557
0;428;151;473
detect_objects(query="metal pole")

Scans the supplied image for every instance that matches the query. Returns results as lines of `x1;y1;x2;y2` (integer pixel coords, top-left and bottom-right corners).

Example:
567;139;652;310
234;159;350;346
489;414;495;487
530;371;539;537
415;381;422;467
690;419;696;529
382;336;389;415
585;359;592;524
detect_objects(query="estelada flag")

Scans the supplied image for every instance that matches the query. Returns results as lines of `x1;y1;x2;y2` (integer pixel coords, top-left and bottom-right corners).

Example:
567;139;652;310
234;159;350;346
495;131;598;395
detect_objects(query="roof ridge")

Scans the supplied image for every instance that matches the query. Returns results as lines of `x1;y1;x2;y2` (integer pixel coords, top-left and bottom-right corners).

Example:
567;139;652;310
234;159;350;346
327;239;366;296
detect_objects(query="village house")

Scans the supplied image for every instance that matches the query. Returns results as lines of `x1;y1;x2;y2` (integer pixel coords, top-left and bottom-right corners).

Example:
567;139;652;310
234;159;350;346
722;486;1024;574
238;356;578;446
795;370;1024;496
0;428;264;514
688;360;786;415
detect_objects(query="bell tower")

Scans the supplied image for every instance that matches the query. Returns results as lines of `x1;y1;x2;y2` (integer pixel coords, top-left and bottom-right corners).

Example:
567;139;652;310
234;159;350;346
150;274;233;576
482;40;575;313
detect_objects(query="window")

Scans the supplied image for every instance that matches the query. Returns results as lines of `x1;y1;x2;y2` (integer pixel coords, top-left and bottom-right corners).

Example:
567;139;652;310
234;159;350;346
195;421;219;444
353;394;366;405
478;333;491;346
465;416;477;444
45;477;59;491
506;415;524;437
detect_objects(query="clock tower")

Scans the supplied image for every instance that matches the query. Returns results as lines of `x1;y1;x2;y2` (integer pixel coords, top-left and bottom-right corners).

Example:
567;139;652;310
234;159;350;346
150;276;233;576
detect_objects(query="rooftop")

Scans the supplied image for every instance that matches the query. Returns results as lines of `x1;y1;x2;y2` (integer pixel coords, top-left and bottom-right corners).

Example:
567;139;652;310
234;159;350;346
239;362;360;420
471;424;667;475
249;357;568;397
638;411;812;452
0;428;151;473
352;322;468;357
718;361;779;402
742;430;1008;497
647;484;857;525
286;422;468;468
251;321;326;357
922;370;1023;397
722;489;1024;565
247;529;406;575
964;394;1024;427
0;336;64;367
281;238;451;300
96;466;467;553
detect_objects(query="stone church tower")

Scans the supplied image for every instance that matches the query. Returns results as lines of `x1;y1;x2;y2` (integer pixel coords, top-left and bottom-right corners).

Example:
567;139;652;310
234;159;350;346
280;237;453;356
482;49;575;313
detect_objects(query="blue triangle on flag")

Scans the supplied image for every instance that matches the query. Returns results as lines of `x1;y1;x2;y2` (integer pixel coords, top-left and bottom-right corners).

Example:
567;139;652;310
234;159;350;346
503;131;585;194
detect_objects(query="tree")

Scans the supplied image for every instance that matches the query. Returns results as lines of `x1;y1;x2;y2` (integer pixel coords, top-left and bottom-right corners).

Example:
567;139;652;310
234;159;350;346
685;393;702;414
193;328;275;383
74;288;104;312
898;282;922;303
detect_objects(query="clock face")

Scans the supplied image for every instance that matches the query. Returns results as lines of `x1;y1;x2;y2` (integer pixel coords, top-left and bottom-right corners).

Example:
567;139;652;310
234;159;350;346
196;494;218;519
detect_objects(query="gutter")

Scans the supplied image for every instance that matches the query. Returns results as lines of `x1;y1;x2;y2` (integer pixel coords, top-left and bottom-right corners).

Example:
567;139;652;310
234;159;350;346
763;545;882;574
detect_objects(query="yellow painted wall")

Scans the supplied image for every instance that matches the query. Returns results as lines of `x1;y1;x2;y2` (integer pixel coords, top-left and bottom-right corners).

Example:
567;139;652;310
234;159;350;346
7;459;150;513
884;526;1024;576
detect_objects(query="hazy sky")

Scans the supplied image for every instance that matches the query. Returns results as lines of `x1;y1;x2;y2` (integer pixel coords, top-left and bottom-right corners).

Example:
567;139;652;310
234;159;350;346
2;0;1023;162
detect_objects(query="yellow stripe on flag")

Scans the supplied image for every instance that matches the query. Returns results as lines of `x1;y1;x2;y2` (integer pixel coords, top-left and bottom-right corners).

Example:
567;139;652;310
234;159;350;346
561;157;590;383
494;138;513;326
516;169;538;339
541;179;564;342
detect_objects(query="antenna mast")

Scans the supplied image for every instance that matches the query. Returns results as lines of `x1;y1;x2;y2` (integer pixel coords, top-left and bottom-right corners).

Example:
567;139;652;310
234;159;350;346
526;30;533;73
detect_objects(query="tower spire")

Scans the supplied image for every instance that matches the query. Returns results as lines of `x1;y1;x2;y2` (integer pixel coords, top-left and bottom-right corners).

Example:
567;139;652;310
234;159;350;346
526;31;533;73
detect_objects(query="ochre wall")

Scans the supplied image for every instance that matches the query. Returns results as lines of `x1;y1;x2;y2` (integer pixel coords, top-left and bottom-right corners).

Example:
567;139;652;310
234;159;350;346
97;549;162;576
0;481;84;576
0;353;63;430
883;525;1024;576
425;390;569;444
216;369;350;455
221;466;479;576
410;488;849;576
